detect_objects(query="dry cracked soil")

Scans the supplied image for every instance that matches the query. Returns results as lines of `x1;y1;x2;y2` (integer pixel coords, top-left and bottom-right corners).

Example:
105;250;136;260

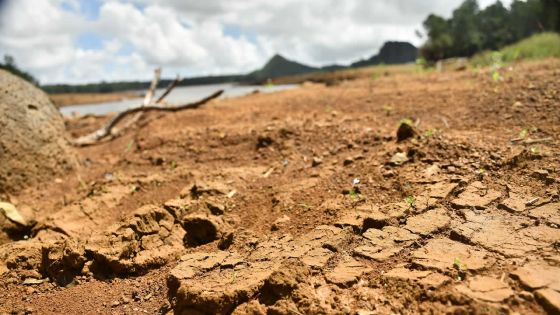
0;59;559;314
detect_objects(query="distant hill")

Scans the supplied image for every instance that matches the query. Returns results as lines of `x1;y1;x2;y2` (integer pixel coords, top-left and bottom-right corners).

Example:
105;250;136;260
246;54;319;82
43;41;418;93
351;41;418;68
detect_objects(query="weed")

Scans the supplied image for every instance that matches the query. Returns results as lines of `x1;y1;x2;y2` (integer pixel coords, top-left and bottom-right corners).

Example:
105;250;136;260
492;70;502;82
125;139;135;153
399;118;414;127
424;128;436;137
349;188;360;200
169;160;177;169
383;105;393;115
130;185;140;194
471;33;560;67
78;179;88;191
519;128;529;139
404;196;415;208
530;147;541;155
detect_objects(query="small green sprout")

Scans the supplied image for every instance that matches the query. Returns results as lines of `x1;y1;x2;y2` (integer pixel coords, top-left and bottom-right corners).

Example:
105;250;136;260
125;139;135;153
476;168;486;176
399;118;414;127
492;71;502;82
264;78;274;88
530;147;540;155
349;189;359;200
404;196;415;208
453;257;468;273
130;185;140;193
519;128;529;139
424;128;436;137
79;179;88;190
383;105;393;115
169;160;177;169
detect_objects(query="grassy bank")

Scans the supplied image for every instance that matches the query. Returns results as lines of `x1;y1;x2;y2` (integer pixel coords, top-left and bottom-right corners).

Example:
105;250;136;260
471;32;560;67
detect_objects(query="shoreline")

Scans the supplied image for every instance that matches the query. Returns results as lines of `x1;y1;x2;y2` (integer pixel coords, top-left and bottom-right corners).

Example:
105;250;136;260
49;91;141;108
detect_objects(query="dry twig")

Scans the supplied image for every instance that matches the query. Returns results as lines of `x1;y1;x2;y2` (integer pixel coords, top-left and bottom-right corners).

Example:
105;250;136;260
70;69;222;146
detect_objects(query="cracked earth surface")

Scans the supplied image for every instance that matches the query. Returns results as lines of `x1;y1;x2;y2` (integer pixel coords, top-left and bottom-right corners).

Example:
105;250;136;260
1;59;559;314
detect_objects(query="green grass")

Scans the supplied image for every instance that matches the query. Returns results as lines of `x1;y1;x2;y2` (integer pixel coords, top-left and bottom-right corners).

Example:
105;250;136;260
471;32;560;67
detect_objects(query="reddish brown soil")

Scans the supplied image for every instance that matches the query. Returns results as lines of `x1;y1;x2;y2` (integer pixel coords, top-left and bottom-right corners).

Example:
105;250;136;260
1;59;559;314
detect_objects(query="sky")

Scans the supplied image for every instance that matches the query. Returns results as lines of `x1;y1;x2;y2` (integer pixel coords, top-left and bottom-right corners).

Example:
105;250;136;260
0;0;512;85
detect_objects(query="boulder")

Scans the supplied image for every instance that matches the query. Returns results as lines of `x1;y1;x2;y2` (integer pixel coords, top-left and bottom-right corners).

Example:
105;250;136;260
0;69;76;193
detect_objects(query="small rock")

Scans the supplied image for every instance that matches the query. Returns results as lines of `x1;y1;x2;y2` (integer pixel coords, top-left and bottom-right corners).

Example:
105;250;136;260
271;215;291;231
535;288;560;314
389;152;408;166
396;119;416;142
343;157;353;166
312;157;323;167
205;199;226;215
256;135;273;148
0;201;28;226
532;169;549;179
182;214;227;247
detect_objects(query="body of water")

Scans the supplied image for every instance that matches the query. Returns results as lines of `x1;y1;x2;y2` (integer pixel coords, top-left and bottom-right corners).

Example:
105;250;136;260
59;83;296;116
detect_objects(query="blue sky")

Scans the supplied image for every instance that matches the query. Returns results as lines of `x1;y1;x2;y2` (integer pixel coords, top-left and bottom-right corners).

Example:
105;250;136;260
0;0;512;84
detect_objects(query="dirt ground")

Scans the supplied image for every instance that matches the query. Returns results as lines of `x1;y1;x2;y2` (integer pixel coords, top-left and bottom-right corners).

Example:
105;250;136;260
1;59;559;314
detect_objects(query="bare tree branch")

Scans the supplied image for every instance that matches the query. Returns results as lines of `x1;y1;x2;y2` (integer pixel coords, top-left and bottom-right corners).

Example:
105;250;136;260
144;68;161;106
71;90;223;146
156;75;182;104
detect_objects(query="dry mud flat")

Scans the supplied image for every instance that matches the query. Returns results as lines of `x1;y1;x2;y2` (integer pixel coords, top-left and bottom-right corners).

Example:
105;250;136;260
1;59;559;314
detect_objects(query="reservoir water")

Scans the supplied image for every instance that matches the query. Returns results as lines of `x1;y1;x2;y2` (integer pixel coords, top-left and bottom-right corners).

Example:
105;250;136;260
59;83;297;116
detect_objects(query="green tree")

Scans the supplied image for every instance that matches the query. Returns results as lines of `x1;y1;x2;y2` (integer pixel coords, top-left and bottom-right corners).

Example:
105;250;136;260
420;14;454;61
509;0;543;40
479;1;512;50
449;0;482;56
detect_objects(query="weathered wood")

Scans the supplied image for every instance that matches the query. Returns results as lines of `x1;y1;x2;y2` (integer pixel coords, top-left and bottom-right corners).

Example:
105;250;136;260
71;90;223;146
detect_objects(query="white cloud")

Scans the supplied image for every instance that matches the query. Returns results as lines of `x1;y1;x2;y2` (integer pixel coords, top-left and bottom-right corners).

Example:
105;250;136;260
0;0;512;84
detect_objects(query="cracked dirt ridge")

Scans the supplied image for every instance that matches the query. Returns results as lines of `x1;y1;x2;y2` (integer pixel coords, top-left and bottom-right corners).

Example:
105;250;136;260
0;59;559;314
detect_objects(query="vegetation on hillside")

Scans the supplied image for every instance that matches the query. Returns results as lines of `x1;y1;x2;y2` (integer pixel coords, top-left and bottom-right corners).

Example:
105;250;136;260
470;32;560;66
421;0;560;61
0;55;39;86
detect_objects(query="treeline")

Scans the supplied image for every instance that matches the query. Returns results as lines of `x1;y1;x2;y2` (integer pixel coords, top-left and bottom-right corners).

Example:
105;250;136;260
421;0;560;61
0;55;39;86
42;74;246;94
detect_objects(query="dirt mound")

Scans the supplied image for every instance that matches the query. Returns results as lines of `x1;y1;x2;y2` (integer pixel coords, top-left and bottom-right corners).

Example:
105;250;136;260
0;69;76;194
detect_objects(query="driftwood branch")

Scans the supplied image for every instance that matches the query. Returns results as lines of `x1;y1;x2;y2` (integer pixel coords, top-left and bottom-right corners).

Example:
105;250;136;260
70;68;222;147
110;74;183;137
113;68;162;136
71;90;223;146
156;75;182;104
144;68;161;106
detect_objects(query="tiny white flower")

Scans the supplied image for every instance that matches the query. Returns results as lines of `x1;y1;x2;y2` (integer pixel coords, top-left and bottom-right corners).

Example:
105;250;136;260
352;178;360;187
